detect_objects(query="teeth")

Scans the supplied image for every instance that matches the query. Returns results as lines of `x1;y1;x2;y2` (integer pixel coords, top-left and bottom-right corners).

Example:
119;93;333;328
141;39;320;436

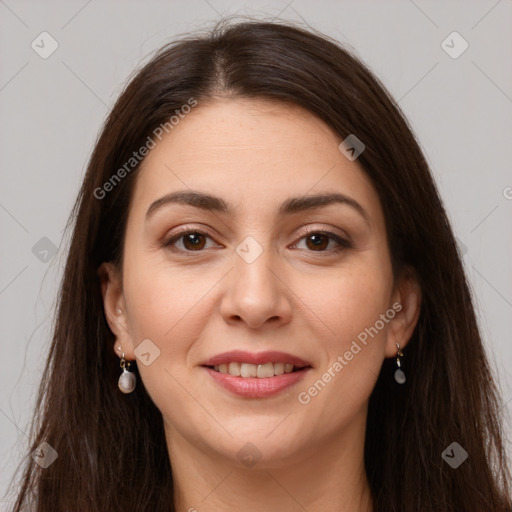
228;362;241;376
256;362;274;378
274;363;285;375
212;362;302;378
240;363;257;378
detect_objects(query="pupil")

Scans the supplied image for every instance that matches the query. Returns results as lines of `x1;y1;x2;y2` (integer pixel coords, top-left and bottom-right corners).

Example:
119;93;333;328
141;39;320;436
308;234;327;250
185;233;204;250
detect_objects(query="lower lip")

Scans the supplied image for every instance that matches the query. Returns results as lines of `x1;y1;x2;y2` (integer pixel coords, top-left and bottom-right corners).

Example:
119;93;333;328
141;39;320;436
203;366;311;398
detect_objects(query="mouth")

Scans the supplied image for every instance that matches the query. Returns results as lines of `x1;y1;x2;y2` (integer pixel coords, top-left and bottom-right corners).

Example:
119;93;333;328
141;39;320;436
203;362;311;378
200;350;312;397
202;364;311;398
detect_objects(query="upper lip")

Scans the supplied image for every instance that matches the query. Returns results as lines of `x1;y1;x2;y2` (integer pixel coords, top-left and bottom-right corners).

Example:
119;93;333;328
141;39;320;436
201;350;312;368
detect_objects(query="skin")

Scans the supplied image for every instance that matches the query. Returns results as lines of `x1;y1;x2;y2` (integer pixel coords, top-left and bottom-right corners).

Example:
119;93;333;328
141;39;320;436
100;98;421;512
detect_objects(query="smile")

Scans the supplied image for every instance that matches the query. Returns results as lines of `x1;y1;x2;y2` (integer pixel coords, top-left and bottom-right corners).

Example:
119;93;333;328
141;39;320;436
209;362;304;378
203;365;311;398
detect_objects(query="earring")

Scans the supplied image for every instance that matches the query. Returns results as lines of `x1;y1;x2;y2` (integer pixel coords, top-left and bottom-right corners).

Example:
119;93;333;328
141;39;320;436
118;352;136;393
394;341;406;384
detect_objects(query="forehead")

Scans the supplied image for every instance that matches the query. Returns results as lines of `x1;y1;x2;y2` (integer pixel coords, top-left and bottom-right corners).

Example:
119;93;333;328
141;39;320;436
129;98;383;224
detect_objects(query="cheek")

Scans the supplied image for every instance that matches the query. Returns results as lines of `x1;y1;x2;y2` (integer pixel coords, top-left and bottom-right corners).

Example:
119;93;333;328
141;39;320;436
122;247;231;372
295;263;392;414
121;255;214;410
123;258;209;340
300;257;392;343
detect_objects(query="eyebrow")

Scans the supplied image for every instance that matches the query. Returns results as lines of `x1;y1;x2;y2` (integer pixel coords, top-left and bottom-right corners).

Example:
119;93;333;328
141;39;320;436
145;190;370;225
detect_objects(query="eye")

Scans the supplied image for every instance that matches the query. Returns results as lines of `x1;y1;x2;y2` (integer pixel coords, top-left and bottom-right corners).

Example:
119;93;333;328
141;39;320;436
164;229;218;252
294;230;351;254
164;228;351;255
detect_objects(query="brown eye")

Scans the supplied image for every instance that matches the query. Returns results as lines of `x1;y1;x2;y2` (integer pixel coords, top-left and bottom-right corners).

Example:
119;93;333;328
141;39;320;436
182;233;206;250
305;233;330;251
294;231;351;254
165;230;215;252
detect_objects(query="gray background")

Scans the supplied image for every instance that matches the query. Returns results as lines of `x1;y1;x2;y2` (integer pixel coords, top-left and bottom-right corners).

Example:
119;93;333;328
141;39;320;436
1;0;511;506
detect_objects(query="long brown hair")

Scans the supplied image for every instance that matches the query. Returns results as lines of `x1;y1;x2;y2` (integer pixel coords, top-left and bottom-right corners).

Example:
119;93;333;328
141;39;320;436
7;18;511;511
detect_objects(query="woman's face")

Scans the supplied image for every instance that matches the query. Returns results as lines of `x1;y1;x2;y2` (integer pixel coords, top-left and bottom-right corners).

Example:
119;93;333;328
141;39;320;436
102;98;418;468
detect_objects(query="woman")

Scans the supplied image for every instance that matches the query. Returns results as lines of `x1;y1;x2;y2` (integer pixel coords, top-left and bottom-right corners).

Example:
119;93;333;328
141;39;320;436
8;19;511;511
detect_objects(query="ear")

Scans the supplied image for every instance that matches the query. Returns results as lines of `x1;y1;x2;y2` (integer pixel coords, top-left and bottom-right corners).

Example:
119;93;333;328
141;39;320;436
97;261;136;359
384;266;422;358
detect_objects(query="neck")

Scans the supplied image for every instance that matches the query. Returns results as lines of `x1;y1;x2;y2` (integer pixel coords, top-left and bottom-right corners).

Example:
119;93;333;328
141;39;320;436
165;407;373;512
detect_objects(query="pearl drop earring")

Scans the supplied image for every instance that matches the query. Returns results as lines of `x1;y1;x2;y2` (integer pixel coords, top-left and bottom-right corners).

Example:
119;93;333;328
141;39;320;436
118;352;136;393
394;341;406;384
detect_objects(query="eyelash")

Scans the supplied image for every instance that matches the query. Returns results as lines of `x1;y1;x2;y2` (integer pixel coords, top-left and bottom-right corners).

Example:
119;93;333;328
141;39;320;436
163;228;351;256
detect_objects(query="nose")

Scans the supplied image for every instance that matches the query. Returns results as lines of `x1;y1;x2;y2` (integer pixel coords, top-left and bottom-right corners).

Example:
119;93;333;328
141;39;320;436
219;245;293;330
